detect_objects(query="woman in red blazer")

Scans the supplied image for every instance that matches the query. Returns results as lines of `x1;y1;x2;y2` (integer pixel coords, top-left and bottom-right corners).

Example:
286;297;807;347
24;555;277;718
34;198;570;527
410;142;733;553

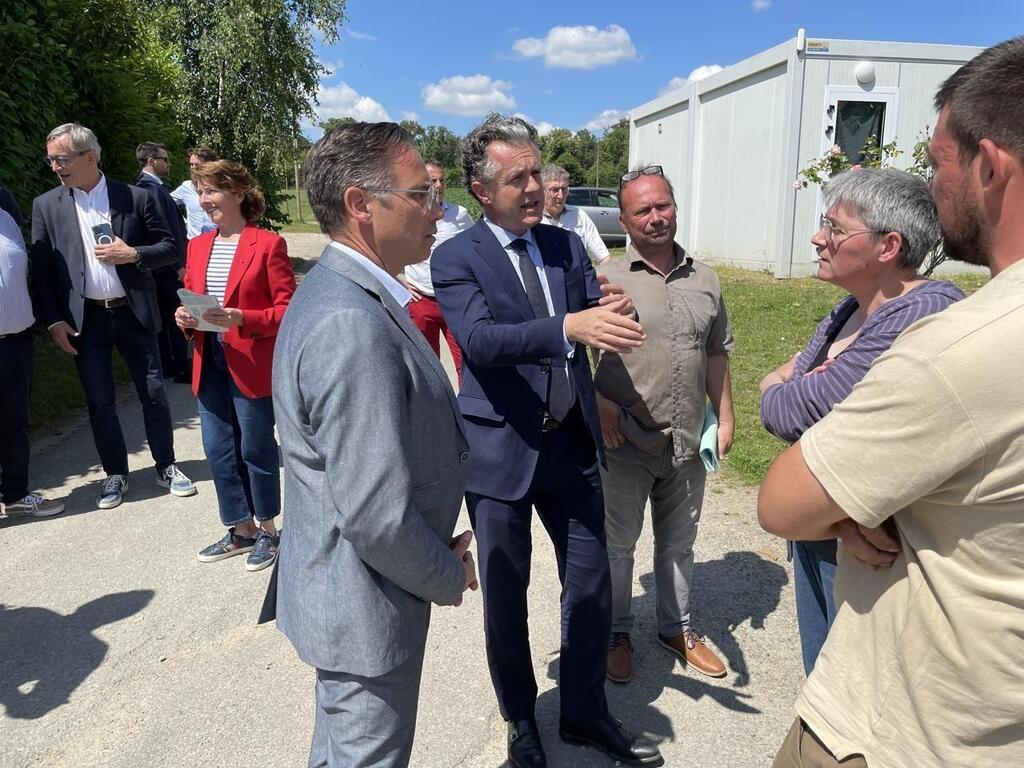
175;160;295;572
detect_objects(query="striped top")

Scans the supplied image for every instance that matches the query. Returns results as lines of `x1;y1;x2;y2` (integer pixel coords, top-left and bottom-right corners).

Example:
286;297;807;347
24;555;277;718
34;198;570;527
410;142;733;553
206;237;238;305
760;280;964;443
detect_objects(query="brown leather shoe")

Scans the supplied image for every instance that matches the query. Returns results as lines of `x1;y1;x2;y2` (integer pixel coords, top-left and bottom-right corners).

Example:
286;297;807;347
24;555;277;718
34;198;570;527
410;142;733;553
658;628;726;678
607;632;633;683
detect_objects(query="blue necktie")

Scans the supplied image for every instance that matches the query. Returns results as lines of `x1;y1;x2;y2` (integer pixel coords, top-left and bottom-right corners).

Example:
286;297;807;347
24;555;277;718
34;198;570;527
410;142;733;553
509;238;574;421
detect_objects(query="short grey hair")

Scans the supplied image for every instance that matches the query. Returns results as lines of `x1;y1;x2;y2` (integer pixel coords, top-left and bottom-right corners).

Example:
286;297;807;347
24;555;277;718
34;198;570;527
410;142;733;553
822;168;940;270
541;164;569;185
303;121;413;235
47;123;101;161
461;113;538;199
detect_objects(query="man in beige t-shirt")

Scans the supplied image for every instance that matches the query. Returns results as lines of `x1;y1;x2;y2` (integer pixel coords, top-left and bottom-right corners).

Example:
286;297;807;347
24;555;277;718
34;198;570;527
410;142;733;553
759;37;1024;768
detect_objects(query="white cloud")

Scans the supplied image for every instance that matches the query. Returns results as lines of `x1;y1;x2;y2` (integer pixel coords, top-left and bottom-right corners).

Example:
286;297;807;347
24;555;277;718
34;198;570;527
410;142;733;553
422;74;516;116
346;28;377;41
752;0;771;10
513;112;558;136
400;110;420;122
658;64;725;95
687;64;725;81
513;24;637;70
582;109;628;132
319;59;344;78
316;81;391;123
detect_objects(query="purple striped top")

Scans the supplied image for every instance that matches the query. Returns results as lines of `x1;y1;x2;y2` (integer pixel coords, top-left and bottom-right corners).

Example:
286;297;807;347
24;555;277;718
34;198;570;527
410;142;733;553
760;280;964;443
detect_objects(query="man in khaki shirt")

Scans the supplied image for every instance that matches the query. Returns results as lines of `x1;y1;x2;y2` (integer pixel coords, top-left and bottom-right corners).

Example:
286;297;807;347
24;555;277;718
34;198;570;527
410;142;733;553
595;167;735;683
759;37;1024;768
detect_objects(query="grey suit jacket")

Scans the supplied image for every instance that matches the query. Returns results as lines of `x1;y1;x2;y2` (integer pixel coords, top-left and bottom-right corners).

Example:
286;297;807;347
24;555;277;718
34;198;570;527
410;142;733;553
30;178;178;334
273;244;470;677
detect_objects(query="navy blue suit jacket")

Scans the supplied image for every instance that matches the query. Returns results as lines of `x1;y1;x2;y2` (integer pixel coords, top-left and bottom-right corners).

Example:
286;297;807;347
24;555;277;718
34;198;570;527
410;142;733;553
432;219;605;501
134;172;187;269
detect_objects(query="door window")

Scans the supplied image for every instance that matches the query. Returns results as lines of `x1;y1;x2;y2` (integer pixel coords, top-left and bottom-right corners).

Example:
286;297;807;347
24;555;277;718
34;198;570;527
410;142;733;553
835;101;886;164
566;189;592;206
595;191;619;208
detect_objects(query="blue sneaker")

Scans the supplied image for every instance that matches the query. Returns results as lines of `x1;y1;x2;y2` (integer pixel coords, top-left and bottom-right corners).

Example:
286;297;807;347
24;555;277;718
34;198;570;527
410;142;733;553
97;475;128;509
157;464;196;497
245;530;280;572
198;527;257;562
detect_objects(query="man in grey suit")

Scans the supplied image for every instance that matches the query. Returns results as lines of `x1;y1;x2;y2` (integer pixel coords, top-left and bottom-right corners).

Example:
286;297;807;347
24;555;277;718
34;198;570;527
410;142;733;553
272;121;478;768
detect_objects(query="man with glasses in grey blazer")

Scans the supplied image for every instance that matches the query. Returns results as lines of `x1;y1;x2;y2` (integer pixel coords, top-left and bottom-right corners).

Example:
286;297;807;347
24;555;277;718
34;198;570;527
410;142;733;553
270;121;478;768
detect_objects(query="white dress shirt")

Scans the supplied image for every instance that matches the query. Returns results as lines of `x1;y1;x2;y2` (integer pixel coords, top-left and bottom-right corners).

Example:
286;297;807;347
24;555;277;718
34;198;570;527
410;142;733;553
541;205;610;265
328;241;412;308
0;208;34;335
404;201;474;296
170;180;216;239
73;174;126;300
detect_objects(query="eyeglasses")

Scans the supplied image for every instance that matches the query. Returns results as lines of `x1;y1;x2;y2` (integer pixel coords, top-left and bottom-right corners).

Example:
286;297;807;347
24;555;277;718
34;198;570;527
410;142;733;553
154;155;170;162
44;151;88;168
619;165;663;188
364;185;442;213
818;215;890;244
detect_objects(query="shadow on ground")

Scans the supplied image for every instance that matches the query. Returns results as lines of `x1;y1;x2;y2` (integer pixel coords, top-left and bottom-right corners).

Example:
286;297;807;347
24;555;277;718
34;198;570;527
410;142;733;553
517;550;786;765
0;590;154;719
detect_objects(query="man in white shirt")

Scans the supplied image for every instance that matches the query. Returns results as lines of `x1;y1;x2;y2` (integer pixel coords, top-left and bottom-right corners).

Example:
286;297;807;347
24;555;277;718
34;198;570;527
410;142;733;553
541;164;610;265
401;160;474;381
0;207;64;518
170;146;218;239
30;122;196;510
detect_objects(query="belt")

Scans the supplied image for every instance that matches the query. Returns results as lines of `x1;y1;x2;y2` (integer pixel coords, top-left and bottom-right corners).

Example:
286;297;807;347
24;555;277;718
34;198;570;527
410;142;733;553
541;415;563;432
86;297;129;309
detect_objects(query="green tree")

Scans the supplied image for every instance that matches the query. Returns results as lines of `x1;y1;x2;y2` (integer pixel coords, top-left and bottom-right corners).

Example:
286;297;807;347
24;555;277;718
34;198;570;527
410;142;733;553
418;125;461;171
588;119;629;187
319;116;356;133
154;0;346;227
1;0;185;214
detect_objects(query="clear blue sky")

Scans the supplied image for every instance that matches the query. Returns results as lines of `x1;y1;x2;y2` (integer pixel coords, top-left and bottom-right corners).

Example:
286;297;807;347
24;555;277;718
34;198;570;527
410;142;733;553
309;1;1022;138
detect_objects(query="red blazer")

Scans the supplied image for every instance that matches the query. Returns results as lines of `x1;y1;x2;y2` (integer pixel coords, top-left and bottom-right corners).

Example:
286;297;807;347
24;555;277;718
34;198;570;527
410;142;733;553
184;224;296;399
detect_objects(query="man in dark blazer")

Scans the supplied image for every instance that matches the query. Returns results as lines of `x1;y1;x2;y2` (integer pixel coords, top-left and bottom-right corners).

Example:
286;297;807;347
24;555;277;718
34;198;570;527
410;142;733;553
134;142;190;383
31;123;196;510
432;113;662;768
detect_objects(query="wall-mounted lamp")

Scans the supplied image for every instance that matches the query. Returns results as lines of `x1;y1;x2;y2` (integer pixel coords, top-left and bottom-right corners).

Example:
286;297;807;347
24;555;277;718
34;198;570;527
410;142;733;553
854;61;876;87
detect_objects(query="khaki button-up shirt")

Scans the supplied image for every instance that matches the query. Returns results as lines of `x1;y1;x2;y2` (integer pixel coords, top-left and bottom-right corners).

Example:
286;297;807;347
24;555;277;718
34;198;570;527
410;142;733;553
594;244;734;459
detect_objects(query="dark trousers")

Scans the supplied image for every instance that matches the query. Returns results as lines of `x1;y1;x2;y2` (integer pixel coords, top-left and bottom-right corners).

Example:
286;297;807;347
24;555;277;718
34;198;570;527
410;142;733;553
74;303;175;476
153;267;190;376
197;334;280;527
0;328;34;502
468;407;611;723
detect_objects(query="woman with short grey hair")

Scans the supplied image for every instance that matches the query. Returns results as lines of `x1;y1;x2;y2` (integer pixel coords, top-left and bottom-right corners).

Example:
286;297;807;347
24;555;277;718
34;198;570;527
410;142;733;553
758;167;964;674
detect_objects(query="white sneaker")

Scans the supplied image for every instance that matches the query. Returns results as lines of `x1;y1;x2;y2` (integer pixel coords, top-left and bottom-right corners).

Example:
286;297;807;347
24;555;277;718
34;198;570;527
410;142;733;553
2;493;65;518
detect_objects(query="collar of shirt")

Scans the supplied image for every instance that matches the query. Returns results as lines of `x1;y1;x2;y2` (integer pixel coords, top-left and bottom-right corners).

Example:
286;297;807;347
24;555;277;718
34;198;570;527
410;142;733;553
483;217;539;263
72;173;109;211
626;241;692;276
141;170;163;185
327;241;412;307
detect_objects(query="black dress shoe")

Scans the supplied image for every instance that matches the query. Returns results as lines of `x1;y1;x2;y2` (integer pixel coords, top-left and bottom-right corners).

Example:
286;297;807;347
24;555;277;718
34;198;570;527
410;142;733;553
507;718;547;768
559;713;663;766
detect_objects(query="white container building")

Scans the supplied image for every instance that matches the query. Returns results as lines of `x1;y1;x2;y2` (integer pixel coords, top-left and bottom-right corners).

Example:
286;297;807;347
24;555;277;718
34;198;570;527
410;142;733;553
627;31;983;277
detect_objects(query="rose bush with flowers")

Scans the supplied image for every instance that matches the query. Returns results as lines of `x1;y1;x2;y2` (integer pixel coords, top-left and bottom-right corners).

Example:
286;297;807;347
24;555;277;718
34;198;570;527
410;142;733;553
794;131;946;275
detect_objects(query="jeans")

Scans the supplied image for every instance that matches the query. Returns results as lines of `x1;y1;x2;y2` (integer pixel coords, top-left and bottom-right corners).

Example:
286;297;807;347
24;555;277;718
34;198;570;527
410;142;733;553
74;303;175;476
197;334;280;527
0;328;33;502
602;439;706;636
792;539;838;675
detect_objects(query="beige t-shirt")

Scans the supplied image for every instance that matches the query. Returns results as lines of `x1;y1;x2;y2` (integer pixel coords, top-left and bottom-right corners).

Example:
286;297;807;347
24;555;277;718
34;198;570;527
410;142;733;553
797;258;1024;768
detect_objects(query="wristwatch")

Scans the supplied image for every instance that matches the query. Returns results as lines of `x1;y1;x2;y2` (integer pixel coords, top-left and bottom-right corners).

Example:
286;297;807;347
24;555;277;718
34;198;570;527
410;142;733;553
131;249;141;265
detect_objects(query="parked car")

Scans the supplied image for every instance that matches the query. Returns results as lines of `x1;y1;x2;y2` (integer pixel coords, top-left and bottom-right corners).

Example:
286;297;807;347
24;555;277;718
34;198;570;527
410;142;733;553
566;187;626;245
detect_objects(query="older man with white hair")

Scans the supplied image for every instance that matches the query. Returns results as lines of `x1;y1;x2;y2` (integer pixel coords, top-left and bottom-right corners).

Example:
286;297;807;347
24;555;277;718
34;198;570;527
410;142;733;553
540;164;610;265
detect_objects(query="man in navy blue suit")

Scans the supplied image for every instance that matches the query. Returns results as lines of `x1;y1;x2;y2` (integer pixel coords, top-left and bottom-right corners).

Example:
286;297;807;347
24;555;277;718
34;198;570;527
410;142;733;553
432;114;662;768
